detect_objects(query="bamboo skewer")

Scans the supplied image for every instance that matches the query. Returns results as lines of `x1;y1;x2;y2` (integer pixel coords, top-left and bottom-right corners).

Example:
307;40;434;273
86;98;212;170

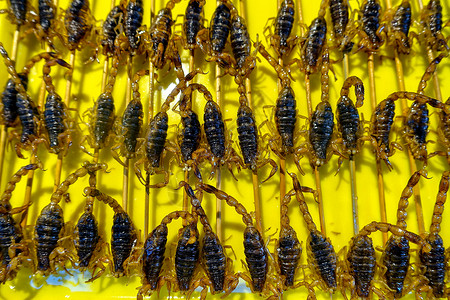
183;50;195;217
276;0;287;232
122;54;133;212
368;52;388;243
0;29;20;189
145;0;156;238
297;0;326;235
239;0;262;234
385;0;425;235
343;52;359;235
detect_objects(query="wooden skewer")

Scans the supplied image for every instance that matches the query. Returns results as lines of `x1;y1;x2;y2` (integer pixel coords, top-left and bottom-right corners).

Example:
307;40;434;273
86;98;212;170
297;0;326;235
368;52;388;243
276;0;287;232
0;29;20;189
343;52;360;235
214;0;223;241
183;50;195;218
145;0;156;238
122;54;133;212
385;0;425;235
239;0;263;234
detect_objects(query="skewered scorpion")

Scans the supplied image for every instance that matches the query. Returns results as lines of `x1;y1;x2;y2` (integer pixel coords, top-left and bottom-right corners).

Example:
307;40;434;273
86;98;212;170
197;183;282;298
34;162;107;273
0;164;38;283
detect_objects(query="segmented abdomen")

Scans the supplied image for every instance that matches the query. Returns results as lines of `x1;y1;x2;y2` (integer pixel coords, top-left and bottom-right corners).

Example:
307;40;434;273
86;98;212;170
124;0;143;50
406;101;428;159
427;0;443;36
122;100;143;157
303;17;327;72
1;73;28;127
111;211;136;273
44;93;66;151
361;0;382;45
383;235;410;297
419;233;446;298
179;109;201;162
204;101;225;159
309;101;334;161
17;93;36;144
372;99;395;154
64;0;91;51
348;235;376;298
392;1;411;37
244;226;267;292
75;211;99;268
0;213;22;265
93;92;115;149
277;226;301;287
202;231;226;292
230;16;250;70
330;0;348;38
210;4;231;53
175;224;199;291
275;0;295;49
39;0;55;32
34;203;64;271
276;86;296;150
143;223;168;290
9;0;27;25
146;111;168;168
150;8;172;69
337;95;360;153
102;5;124;55
307;229;337;289
184;0;202;47
237;105;258;167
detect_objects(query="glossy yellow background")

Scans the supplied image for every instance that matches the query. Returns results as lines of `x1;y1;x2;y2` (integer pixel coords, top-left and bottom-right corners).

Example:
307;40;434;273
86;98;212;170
0;0;449;299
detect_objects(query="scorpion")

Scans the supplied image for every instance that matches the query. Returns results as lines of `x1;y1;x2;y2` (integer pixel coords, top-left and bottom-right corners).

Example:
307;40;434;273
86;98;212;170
111;69;147;166
335;75;366;170
420;0;449;53
0;164;38;283
197;183;282;298
329;0;358;53
85;187;138;277
34;162;107;273
101;2;126;57
42;58;73;155
384;0;416;55
258;42;298;158
369;91;449;170
137;210;198;298
0;44;66;164
287;172;338;294
182;0;205;50
64;0;93;51
196;1;234;68
356;0;386;53
180;181;240;298
148;0;182;69
381;169;428;298
416;171;450;299
297;0;329;75
433;97;450;164
124;0;143;52
278;175;318;289
80;54;121;156
263;0;297;58
0;0;27;27
134;69;202;187
342;221;431;299
233;72;277;182
403;53;445;164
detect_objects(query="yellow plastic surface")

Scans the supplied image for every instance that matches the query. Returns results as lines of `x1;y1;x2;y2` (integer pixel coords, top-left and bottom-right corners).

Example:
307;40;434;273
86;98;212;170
0;0;449;299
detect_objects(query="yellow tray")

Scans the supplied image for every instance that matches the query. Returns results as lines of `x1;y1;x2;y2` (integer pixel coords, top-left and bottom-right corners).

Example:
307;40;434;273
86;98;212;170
0;0;449;299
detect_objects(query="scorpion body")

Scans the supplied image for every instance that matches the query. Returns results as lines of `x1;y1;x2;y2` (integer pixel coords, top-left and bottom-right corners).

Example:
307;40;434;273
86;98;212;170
74;211;99;268
1;73;28;128
175;223;200;291
102;5;124;55
230;15;251;70
64;0;91;51
274;0;295;56
38;0;55;33
184;0;204;48
309;101;334;166
124;0;143;50
150;8;172;69
329;0;354;52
